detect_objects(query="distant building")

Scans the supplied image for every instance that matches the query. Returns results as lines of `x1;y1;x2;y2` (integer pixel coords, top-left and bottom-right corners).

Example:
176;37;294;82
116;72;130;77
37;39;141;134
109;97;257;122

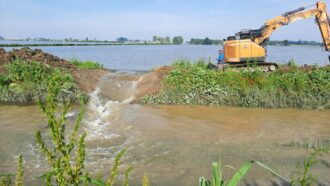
116;37;128;43
0;36;4;40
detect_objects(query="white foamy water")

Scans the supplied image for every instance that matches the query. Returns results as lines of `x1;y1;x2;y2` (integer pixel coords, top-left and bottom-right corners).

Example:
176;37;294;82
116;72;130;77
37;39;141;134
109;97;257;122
84;88;120;139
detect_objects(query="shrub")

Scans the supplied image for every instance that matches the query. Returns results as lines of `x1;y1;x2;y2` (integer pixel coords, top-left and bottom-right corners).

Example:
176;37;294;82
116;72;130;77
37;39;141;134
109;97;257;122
142;60;330;109
0;75;11;86
70;59;103;69
0;59;85;103
5;60;52;84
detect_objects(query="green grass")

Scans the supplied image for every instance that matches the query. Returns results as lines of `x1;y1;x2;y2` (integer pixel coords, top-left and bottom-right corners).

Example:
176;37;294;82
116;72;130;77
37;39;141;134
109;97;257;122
141;59;330;109
282;138;330;150
70;58;104;69
0;59;85;103
199;161;289;186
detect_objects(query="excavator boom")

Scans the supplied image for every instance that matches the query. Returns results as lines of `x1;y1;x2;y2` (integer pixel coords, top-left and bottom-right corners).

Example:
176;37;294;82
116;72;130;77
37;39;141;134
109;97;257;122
316;1;330;51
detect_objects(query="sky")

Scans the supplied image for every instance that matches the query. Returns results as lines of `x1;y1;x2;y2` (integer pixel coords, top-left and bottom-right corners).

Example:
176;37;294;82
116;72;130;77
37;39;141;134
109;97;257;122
1;0;329;41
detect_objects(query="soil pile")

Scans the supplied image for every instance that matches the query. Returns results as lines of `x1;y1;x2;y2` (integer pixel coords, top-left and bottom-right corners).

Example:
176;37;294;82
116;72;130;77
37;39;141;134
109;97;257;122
72;69;109;93
0;47;108;93
0;47;76;73
133;66;171;102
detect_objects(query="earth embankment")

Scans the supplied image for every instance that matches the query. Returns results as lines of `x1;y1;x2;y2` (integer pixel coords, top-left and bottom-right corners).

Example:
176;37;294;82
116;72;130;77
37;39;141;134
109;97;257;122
0;47;109;94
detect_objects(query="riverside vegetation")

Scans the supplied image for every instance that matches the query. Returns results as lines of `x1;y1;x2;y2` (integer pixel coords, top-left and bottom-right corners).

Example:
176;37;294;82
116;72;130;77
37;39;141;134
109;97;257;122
70;58;104;69
0;47;106;104
0;59;85;103
142;60;330;109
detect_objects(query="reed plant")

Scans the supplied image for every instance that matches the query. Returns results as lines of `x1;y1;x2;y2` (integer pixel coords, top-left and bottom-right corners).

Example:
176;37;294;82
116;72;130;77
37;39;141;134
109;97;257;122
199;161;289;186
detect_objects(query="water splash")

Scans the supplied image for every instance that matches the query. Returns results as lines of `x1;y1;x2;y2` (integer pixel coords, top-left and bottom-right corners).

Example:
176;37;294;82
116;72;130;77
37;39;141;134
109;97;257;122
84;87;120;140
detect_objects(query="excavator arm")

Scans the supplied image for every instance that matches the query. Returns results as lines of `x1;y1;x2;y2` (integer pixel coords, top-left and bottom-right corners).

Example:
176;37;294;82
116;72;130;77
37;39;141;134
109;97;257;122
253;1;330;49
254;8;320;45
316;1;330;51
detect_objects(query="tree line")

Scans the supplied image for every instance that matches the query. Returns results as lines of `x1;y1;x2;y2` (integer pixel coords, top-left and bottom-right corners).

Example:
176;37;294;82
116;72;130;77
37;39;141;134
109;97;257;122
152;36;184;44
189;38;223;45
266;40;322;46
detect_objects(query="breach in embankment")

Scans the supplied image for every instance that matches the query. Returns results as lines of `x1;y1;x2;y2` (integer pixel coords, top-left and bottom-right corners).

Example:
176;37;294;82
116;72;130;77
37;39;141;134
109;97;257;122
1;48;329;110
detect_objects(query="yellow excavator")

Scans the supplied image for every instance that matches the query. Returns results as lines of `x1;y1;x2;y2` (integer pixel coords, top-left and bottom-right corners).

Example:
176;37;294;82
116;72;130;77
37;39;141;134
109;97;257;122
222;0;330;70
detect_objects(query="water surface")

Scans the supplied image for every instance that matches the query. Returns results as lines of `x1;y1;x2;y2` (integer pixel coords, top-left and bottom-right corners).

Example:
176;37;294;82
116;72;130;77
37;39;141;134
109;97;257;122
3;45;329;71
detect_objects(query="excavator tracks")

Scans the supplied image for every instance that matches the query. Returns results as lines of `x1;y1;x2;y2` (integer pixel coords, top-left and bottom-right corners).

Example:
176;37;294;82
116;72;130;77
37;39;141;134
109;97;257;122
217;62;278;72
208;62;278;72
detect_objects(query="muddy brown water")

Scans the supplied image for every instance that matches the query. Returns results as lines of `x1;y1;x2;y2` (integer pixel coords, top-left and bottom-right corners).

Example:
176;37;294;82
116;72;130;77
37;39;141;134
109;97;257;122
1;72;330;185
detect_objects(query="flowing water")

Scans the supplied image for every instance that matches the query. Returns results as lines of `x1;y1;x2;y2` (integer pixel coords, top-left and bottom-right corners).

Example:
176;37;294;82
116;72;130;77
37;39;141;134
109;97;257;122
1;72;330;185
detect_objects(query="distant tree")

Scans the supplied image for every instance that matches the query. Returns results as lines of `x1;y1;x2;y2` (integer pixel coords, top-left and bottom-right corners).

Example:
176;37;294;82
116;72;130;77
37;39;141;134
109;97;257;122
158;37;165;44
202;37;212;45
283;40;289;46
213;40;223;45
116;37;128;43
173;36;184;44
85;37;89;41
153;36;158;42
297;39;302;45
190;38;203;45
165;36;171;44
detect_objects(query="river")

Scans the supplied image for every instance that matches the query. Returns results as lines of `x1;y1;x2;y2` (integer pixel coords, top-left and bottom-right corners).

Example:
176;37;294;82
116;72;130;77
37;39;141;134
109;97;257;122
0;72;329;185
2;45;330;71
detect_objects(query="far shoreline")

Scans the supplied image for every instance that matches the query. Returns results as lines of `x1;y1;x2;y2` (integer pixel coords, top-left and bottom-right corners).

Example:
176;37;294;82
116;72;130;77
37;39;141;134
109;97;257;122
0;43;323;47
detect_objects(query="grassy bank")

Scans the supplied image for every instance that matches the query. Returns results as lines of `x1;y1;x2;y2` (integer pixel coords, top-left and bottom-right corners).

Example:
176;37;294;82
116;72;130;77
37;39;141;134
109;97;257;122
0;59;85;103
70;58;104;69
142;60;330;109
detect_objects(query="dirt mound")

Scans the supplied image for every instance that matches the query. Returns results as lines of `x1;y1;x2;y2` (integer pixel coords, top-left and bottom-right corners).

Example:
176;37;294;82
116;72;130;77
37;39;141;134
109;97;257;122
0;47;76;72
133;66;171;102
0;47;108;93
72;69;109;93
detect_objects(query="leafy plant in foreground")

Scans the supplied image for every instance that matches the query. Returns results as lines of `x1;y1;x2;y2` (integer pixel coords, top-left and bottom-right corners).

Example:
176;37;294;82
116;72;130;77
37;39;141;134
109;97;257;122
199;161;289;186
35;74;88;185
0;155;24;186
291;146;330;186
142;173;149;186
